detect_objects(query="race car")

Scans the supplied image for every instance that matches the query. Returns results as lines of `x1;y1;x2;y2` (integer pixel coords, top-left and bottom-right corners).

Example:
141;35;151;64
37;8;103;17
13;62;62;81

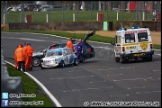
32;40;77;67
32;30;95;66
40;48;78;69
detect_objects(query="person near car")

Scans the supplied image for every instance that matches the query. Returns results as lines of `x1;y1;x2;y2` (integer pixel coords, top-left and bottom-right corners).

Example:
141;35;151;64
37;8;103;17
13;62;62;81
14;44;25;71
23;41;28;69
14;45;19;69
75;39;84;63
25;43;34;71
66;37;74;52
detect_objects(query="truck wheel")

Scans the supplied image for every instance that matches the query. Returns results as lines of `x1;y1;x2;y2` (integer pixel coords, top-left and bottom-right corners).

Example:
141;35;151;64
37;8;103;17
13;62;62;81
115;57;120;62
120;56;125;63
148;55;153;61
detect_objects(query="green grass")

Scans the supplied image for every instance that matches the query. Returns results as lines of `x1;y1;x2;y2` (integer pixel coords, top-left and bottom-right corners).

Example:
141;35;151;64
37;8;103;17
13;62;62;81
6;63;55;107
1;10;154;23
153;44;161;49
3;30;161;49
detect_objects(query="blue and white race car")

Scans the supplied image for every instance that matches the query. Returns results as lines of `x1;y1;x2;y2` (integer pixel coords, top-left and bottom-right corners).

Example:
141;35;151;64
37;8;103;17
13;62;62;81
40;47;78;69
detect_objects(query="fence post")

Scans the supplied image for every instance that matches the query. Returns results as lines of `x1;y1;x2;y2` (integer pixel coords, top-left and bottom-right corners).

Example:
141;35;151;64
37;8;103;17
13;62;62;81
25;14;27;23
143;11;145;21
117;12;119;21
97;12;98;21
73;13;75;22
46;13;48;23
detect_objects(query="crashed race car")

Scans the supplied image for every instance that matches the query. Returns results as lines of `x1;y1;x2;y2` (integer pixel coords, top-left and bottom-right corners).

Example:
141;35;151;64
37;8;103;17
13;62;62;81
40;48;78;69
32;30;96;67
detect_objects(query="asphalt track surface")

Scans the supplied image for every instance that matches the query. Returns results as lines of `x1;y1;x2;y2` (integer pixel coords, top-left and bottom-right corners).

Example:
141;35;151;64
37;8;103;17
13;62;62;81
1;32;161;107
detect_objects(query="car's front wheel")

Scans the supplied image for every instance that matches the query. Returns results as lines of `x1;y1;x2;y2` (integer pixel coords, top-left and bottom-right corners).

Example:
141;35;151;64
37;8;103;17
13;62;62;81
32;58;40;67
40;64;45;69
59;61;65;68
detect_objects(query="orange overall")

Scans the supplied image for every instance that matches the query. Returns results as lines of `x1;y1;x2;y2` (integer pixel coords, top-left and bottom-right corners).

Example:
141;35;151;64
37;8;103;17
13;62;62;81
14;45;25;71
66;40;74;52
25;45;33;70
23;45;28;69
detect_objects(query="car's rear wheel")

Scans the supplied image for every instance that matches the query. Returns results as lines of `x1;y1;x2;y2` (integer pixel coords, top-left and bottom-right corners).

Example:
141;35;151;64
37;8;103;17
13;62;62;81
32;58;40;67
73;58;78;66
80;55;86;63
148;55;153;61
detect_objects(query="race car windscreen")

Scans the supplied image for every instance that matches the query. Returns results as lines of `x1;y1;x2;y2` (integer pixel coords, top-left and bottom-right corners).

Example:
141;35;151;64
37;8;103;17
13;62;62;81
138;32;148;42
125;34;135;43
49;44;66;49
45;51;62;57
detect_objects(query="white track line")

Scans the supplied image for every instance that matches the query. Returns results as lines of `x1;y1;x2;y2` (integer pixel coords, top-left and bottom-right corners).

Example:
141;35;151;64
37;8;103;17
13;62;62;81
5;61;62;107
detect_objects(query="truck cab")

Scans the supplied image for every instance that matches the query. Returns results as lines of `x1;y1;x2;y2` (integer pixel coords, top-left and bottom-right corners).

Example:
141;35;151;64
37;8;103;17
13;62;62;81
114;26;154;63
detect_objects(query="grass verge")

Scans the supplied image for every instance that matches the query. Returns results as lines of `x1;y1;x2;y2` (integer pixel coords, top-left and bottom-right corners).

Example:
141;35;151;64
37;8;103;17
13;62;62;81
2;30;161;49
6;63;55;107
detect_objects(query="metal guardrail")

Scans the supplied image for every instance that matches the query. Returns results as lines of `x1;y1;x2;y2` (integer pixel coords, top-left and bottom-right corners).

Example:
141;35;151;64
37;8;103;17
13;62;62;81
1;44;22;107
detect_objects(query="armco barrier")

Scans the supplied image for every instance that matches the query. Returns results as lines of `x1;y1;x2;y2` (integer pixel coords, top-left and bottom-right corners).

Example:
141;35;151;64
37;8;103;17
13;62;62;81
1;45;22;107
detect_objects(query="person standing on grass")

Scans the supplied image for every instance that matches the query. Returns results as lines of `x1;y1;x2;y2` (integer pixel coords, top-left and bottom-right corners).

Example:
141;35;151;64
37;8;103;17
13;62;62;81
14;44;25;72
25;43;34;71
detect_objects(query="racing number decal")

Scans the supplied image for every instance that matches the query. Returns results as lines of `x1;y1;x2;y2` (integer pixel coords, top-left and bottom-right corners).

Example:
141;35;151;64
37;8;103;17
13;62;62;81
140;43;148;50
65;56;68;62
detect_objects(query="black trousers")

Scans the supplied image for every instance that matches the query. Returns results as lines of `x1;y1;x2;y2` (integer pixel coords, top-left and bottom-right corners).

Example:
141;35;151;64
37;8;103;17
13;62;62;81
18;61;25;71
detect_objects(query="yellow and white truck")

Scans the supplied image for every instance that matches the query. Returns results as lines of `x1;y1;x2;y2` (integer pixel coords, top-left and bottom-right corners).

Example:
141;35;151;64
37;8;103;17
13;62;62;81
113;26;154;63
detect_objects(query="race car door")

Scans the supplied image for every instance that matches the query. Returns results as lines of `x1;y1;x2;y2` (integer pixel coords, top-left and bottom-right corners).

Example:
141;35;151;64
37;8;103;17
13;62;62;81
63;49;72;65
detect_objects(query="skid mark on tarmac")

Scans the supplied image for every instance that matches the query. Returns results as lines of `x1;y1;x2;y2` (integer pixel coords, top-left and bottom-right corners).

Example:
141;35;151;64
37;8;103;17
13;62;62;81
113;77;161;82
107;74;123;77
89;80;106;84
110;94;130;97
68;70;83;72
127;86;145;90
62;86;114;93
136;91;161;94
98;66;135;71
50;75;95;80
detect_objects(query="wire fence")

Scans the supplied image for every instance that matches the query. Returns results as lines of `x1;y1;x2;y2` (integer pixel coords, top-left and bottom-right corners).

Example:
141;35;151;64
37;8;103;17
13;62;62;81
1;1;161;24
